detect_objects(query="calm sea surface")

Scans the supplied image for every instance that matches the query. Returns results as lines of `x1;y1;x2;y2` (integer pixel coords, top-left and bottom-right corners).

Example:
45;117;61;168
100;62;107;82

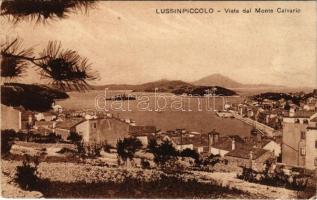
57;90;253;137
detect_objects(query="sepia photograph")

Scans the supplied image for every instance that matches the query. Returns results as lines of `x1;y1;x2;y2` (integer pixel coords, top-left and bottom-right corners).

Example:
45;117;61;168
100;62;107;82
0;0;316;199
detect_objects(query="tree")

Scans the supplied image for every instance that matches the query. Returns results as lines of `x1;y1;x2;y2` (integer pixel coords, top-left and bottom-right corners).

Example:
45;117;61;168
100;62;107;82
147;138;158;154
116;137;142;166
1;0;99;111
284;102;291;111
1;38;99;91
67;131;82;143
1;0;96;23
15;155;40;190
152;140;178;168
179;148;199;161
1;129;16;156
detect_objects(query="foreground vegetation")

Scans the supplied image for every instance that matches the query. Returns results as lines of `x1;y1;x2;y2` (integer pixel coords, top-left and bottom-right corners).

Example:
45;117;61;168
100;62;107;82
2;129;316;199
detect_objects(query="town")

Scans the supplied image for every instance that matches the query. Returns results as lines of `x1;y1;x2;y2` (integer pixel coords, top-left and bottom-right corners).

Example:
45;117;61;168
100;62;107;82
1;89;316;198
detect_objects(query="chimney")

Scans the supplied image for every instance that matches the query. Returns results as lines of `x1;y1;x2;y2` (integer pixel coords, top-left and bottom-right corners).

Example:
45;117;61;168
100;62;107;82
208;133;214;146
213;132;219;143
289;108;295;117
208;133;214;153
249;150;254;169
257;132;262;142
52;122;56;133
231;138;235;150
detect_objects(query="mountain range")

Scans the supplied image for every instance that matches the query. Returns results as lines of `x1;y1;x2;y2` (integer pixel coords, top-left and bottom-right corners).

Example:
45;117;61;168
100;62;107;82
192;73;285;89
92;73;285;92
92;78;237;96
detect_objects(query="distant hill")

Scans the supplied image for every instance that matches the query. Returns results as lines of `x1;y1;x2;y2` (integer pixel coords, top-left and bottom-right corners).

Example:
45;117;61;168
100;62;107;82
193;73;285;89
193;73;244;88
133;79;193;93
92;79;237;96
92;79;193;92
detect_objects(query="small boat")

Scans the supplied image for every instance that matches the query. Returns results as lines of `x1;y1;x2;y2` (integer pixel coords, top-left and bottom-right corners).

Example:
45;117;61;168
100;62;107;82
216;110;233;118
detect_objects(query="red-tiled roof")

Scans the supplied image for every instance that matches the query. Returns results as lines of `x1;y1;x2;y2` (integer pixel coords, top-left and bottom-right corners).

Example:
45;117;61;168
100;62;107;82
212;136;245;151
129;125;156;135
294;111;316;118
34;121;54;126
55;118;85;130
170;136;193;145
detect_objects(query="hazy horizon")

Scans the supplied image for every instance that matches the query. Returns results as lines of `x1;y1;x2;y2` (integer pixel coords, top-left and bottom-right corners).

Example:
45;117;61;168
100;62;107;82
1;1;316;87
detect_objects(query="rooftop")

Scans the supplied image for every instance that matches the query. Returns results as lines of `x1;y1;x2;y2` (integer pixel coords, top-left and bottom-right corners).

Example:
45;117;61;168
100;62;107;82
55;118;85;130
285;110;316;118
129;125;156;135
225;147;269;160
170;136;194;145
212;136;245;152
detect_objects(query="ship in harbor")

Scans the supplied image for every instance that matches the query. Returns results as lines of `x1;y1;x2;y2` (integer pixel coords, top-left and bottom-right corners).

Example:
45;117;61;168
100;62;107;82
106;94;136;101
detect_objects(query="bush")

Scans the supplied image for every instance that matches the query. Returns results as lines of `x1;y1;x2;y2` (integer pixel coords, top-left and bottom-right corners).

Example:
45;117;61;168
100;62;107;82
15;155;40;190
237;164;310;191
1;129;16;156
141;158;150;169
103;143;113;153
152;140;178;168
147;138;158;154
67;132;82;143
117;137;142;166
86;143;102;158
76;141;86;156
179;148;199;160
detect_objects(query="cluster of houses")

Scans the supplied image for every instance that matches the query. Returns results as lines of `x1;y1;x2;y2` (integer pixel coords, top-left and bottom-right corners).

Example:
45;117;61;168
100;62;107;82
156;129;281;171
231;91;317;131
1;90;317;171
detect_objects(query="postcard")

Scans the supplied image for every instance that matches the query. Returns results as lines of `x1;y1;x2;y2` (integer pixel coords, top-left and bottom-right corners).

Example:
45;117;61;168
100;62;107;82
1;0;316;199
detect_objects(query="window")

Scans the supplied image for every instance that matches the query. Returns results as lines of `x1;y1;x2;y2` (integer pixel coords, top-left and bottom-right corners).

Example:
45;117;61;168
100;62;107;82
300;131;306;140
315;140;317;149
92;123;97;129
315;158;317;166
300;147;306;156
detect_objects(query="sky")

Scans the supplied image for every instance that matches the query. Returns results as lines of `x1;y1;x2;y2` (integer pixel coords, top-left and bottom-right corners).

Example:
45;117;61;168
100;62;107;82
1;1;316;87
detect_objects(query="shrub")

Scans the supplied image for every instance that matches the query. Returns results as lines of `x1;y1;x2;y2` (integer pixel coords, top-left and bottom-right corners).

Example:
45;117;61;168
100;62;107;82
179;148;199;160
76;141;86;156
152;140;178;168
15;155;40;190
67;131;82;143
237;164;310;191
141;158;150;169
1;129;16;156
103;143;113;153
147;138;158;154
86;143;102;158
117;137;142;166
